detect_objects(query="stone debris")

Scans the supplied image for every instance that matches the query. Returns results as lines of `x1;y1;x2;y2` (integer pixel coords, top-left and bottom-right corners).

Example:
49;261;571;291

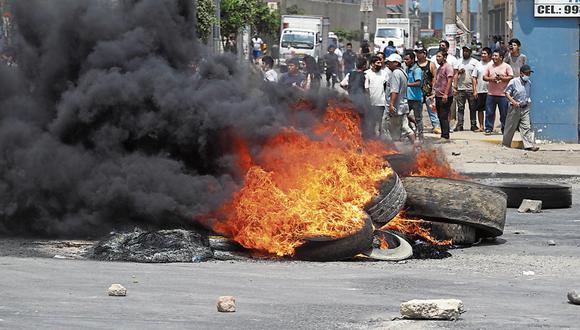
547;240;556;246
523;271;535;276
53;255;67;259
217;296;236;312
568;290;580;305
107;284;127;296
451;152;461;156
400;299;464;320
517;199;542;213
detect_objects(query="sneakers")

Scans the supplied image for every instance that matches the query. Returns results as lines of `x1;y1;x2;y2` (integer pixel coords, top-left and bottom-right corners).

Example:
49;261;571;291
525;146;540;152
470;125;479;132
432;127;442;134
484;130;492;135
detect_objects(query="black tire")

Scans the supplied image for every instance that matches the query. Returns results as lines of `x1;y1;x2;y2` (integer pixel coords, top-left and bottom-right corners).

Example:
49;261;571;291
294;216;373;261
488;181;572;209
421;220;477;245
364;173;407;226
383;153;416;177
402;177;507;237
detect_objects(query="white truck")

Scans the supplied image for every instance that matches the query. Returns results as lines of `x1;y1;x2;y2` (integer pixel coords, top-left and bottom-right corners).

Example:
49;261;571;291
279;15;329;65
373;18;419;54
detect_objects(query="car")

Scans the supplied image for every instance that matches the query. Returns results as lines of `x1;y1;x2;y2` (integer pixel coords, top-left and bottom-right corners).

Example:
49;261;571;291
426;46;460;60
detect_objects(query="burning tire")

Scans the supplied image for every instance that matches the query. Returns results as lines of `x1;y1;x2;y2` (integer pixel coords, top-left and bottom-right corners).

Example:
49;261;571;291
384;153;415;177
488;181;572;209
364;173;407;226
422;221;477;246
294;216;373;261
402;177;507;237
362;230;413;261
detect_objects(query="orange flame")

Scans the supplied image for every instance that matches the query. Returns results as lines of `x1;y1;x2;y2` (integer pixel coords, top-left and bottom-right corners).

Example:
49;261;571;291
410;148;466;179
378;235;389;250
213;103;393;256
382;211;451;246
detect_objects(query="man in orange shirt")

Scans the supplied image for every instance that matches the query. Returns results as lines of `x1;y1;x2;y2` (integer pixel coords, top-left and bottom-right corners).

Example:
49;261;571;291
483;50;513;134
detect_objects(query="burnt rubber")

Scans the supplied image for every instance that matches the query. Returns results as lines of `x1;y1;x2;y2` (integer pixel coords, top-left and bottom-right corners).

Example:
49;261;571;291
362;230;413;261
421;220;477;245
383;153;416;177
294;216;373;261
402;177;507;237
488;181;572;209
364;173;407;226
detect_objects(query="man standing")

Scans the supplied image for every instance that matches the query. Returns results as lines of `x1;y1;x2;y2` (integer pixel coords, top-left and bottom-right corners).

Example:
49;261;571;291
251;35;264;64
340;57;367;95
504;38;527;76
365;55;390;139
403;51;424;141
261;56;278;82
503;65;539;151
384;41;397;57
483;50;513;134
454;46;480;131
323;45;340;89
342;43;357;74
416;48;441;134
385;53;415;144
432;40;458;69
471;47;492;131
278;58;305;88
433;50;454;141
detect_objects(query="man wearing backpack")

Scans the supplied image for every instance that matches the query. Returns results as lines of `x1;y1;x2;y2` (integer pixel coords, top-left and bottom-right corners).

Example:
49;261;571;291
340;57;367;95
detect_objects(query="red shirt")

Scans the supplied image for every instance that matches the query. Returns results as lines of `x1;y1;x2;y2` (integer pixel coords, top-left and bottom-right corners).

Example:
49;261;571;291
434;62;454;97
484;63;513;96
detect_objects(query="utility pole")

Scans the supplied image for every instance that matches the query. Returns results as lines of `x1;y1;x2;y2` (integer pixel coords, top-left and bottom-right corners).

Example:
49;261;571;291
443;0;457;51
210;0;221;55
461;0;470;45
481;0;489;47
428;0;432;30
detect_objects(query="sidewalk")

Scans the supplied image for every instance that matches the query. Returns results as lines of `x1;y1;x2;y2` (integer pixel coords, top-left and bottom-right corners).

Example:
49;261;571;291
421;129;580;178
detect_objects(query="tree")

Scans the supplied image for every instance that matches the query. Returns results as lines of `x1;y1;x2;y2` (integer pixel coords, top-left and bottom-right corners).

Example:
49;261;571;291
195;0;216;43
285;4;305;15
220;0;280;46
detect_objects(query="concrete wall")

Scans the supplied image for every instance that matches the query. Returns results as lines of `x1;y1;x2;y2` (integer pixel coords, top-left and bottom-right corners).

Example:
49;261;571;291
513;0;579;142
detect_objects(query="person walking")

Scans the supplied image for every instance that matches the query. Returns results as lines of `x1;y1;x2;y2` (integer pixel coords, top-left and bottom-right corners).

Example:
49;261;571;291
342;43;357;74
301;55;321;91
503;64;539;151
454;46;480;131
403;51;424;141
385;53;415;144
416;47;441;134
433;50;454;141
359;39;372;61
504;38;527;77
384;41;397;57
279;58;305;88
364;55;390;139
483;50;513;134
251;35;264;64
323;45;340;89
471;47;492;131
340;57;367;95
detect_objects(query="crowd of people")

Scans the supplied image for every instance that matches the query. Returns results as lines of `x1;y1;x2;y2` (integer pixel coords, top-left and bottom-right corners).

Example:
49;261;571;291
259;37;538;151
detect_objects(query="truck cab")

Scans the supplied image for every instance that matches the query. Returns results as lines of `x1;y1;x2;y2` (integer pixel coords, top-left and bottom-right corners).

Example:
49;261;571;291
279;15;329;66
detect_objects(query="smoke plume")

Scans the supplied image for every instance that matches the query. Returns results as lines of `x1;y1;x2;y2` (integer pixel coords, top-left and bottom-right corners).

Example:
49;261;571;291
0;0;329;237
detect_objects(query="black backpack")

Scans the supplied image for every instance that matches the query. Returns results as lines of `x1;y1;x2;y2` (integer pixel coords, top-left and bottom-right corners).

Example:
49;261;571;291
348;71;366;94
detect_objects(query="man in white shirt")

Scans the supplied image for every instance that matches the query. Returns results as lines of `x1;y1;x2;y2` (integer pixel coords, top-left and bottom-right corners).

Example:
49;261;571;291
471;47;492;131
365;55;390;139
251;35;264;64
261;56;278;82
454;46;480;131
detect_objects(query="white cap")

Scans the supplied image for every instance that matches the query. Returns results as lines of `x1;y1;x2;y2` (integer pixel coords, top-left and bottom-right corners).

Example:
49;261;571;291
386;53;402;63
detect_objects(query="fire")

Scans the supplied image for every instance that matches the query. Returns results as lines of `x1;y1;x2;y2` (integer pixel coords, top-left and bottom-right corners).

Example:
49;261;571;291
382;211;451;246
213;103;393;256
409;148;465;179
378;235;389;250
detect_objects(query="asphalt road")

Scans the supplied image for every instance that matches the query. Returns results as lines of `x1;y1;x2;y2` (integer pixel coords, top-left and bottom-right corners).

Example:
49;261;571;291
1;185;579;329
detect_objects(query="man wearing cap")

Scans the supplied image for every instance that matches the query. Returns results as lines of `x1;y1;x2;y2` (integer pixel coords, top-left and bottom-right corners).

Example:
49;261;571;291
503;64;539;151
454;46;480;131
384;53;415;143
278;58;305;88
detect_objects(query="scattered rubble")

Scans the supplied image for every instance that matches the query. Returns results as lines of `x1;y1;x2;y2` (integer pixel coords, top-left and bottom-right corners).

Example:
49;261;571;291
568;290;580;305
547;240;556;246
107;284;127;296
451;152;461;156
90;229;213;263
400;299;464;320
523;271;535;276
217;296;236;312
518;199;542;213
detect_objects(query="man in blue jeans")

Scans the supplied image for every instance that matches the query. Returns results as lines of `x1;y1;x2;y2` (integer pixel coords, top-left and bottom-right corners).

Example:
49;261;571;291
483;50;513;134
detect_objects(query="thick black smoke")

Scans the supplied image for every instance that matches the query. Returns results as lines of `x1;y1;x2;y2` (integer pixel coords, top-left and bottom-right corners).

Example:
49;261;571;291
0;0;326;237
